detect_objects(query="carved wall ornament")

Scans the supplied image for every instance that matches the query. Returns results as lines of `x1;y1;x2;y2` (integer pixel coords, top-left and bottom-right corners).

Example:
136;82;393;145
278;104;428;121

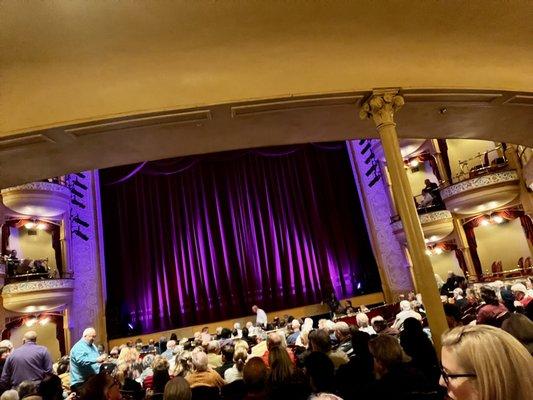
1;182;70;196
2;278;74;295
440;171;519;199
359;92;405;127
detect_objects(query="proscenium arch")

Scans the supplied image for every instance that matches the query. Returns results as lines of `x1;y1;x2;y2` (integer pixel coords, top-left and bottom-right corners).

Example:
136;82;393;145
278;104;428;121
1;1;532;186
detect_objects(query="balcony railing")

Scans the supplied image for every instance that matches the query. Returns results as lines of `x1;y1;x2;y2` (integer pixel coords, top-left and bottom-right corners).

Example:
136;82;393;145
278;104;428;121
451;146;509;184
1;257;69;284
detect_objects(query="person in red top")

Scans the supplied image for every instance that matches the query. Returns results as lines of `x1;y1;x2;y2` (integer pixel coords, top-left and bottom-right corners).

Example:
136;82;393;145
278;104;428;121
260;332;296;366
476;287;508;327
511;283;533;308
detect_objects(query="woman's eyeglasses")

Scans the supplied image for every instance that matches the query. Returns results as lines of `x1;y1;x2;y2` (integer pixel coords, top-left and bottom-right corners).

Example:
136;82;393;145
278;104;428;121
440;365;476;385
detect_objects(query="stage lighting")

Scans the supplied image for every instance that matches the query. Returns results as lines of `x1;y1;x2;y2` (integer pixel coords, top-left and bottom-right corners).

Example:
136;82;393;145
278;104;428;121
361;143;372;155
25;317;37;327
73;215;89;228
365;163;377;177
75;172;86;179
493;215;504;224
73;179;88;190
480;218;490;226
24;221;36;229
435;247;443;255
37;222;47;230
71;188;84;198
71;198;86;209
39;316;51;326
73;229;89;241
368;174;381;188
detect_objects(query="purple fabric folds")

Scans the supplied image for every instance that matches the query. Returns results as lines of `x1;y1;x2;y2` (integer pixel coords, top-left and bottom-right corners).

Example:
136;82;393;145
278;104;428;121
99;143;380;337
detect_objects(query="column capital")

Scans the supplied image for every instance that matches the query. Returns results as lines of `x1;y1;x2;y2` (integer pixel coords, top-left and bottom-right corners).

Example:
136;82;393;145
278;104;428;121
359;89;405;129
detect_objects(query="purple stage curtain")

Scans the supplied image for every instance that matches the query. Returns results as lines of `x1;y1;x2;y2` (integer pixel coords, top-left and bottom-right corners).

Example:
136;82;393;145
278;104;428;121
100;143;380;337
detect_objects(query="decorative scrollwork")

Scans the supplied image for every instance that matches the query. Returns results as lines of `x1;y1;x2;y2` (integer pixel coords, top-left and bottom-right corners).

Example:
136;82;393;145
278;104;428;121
1;182;70;196
440;171;519;200
2;279;74;295
359;91;405;127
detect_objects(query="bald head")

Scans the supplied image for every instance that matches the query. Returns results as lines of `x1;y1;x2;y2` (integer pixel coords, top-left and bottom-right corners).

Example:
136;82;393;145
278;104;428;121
23;331;37;343
82;327;97;344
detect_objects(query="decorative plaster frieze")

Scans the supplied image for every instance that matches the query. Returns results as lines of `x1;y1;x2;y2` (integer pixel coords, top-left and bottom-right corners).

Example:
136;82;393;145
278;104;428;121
2;278;74;295
441;171;519;200
391;210;452;232
1;182;70;196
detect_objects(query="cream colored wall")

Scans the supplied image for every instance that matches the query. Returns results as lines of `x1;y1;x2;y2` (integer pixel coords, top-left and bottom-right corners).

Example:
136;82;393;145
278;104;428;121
447;139;496;181
431;251;463;282
10;321;61;361
9;227;56;270
406;162;438;198
475;219;531;272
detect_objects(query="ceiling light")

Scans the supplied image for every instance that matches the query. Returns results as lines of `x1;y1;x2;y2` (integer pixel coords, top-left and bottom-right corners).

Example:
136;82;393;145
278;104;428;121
480;218;490;226
409;159;419;168
435;247;443;255
430;235;438;242
493;215;504;224
24;222;36;229
424;238;429;243
425;249;432;256
39;317;50;326
36;222;47;230
25;318;37;327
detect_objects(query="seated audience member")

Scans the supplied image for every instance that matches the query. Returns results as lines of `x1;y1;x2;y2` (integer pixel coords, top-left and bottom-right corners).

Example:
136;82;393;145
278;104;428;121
56;356;70;391
476;286;509;327
368;334;432;399
78;374;122;400
440;325;533;400
200;327;211;344
163;377;191;400
371;316;399;337
185;351;225;389
172;351;192;378
242;357;268;400
355;313;376;335
501;313;533;355
452;287;467;311
267;347;309;400
37;374;63;400
16;381;38;400
392;300;422;331
308;394;343;400
218;328;233;348
232;339;249;355
249;334;267;358
304;352;335;396
260;332;295;366
0;390;18;400
511;283;533;308
224;349;247;384
116;362;143;400
143;356;170;390
308;329;348;369
333;322;352;357
232;323;243;339
399;318;440;385
151;359;171;399
286;320;301;346
335;331;374;400
443;303;463;329
294;328;310;349
138;354;155;383
161;341;177;361
240;327;254;349
215;344;234;378
206;341;222;369
0;340;13;377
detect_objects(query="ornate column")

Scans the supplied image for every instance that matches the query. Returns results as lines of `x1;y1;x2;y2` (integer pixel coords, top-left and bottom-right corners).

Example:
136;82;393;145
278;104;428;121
60;213;73;277
452;218;477;280
360;89;448;351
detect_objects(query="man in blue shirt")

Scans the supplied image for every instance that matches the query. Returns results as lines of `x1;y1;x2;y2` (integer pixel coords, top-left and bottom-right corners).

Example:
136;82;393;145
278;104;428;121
0;331;52;389
70;327;106;391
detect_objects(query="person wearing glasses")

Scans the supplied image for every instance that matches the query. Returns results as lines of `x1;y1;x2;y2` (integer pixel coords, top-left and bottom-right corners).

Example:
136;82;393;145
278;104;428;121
440;324;533;400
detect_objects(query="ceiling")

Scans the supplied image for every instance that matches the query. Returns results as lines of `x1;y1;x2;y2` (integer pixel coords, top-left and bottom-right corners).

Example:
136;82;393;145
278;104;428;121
1;1;532;187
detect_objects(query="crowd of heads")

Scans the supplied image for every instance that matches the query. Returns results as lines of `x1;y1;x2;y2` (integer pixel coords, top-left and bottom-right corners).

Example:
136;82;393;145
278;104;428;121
0;279;532;400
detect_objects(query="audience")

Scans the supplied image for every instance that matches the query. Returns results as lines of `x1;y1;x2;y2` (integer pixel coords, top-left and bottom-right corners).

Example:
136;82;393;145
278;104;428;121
440;324;533;400
2;278;533;400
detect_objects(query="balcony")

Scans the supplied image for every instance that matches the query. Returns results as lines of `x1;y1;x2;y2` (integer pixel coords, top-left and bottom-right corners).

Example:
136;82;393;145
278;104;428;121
1;181;71;218
440;170;520;216
391;210;454;244
1;278;74;313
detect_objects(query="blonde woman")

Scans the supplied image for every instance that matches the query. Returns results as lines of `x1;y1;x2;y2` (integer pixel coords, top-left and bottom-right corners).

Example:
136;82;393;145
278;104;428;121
440;325;533;400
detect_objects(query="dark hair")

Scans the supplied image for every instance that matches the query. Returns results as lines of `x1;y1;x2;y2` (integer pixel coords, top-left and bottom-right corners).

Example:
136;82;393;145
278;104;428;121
241;327;249;338
163;377;191;400
443;303;461;322
170;333;178;341
78;374;114;400
18;380;38;399
220;328;232;339
308;329;331;353
304;352;334;393
153;368;171;394
480;287;499;306
267;346;294;386
243;357;268;392
38;374;63;400
221;344;234;362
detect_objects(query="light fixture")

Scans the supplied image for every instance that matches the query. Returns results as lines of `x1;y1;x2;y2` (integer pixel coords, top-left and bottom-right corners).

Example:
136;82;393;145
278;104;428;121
425;249;432;256
430;235;438;242
435;247;443;255
25;317;37;327
493;215;504;224
24;221;36;229
424;238;429;243
39;316;51;326
36;222;47;230
480;218;490;226
409;159;420;168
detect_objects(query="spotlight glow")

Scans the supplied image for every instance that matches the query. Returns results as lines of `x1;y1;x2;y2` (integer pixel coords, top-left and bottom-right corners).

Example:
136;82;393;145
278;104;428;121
425;249;432;256
39;317;51;326
36;222;47;230
24;222;36;229
493;215;504;224
480;218;490;226
409;159;419;168
435;247;443;255
25;318;37;327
